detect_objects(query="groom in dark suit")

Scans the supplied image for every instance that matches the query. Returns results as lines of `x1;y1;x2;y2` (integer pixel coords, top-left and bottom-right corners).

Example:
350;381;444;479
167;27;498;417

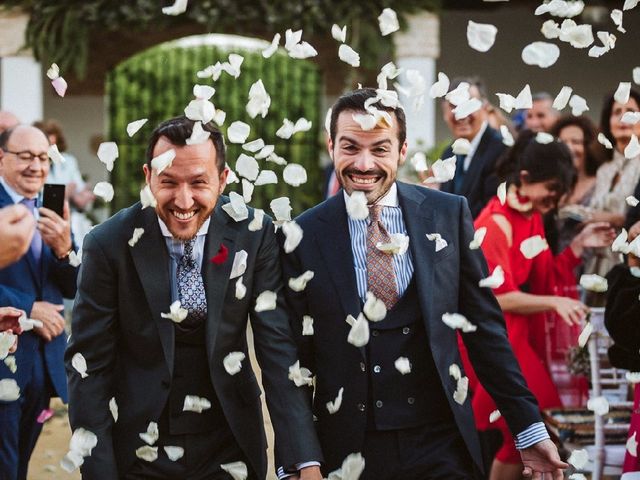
66;117;322;479
279;89;567;479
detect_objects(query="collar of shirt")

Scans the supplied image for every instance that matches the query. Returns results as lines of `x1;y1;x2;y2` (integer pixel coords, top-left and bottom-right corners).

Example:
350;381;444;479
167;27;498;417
0;176;39;204
157;216;210;239
342;182;399;210
462;121;488;172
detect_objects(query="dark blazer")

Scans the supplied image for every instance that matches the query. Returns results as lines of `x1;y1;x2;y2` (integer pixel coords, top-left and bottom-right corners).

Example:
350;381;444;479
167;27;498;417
440;125;506;219
625;179;640;230
605;264;640;370
65;199;322;479
279;182;542;473
0;184;77;402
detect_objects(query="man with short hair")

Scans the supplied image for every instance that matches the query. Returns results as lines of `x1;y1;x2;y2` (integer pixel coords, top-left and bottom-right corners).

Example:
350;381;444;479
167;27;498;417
66;117;322;479
439;77;506;218
0;125;78;480
280;88;567;479
525;92;560;133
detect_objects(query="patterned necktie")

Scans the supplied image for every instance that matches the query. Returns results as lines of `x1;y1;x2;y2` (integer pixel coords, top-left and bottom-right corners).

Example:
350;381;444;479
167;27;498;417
177;238;207;327
20;198;42;263
366;205;399;310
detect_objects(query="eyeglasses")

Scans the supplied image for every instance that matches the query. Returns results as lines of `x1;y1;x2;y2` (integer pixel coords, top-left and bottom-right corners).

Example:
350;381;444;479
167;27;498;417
4;150;50;164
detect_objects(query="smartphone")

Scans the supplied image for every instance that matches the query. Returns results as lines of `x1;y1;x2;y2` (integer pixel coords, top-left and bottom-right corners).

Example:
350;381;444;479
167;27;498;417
42;184;65;217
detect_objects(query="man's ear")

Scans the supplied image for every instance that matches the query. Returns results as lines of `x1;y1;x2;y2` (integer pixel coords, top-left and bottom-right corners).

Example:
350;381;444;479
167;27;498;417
142;163;152;185
399;141;408;166
218;166;229;194
326;135;334;162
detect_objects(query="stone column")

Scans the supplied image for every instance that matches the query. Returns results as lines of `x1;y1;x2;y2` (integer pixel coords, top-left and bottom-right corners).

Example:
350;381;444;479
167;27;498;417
394;12;440;152
0;10;43;124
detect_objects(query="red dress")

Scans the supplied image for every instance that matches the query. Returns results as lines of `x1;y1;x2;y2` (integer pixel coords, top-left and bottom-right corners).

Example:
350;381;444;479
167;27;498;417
467;196;581;463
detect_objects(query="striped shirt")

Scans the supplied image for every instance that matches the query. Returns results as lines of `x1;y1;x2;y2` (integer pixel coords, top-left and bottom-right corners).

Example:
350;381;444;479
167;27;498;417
345;184;414;303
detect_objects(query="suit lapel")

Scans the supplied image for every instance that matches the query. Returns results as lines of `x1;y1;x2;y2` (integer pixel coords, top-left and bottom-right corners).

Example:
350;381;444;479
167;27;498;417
460;128;491;195
130;207;174;373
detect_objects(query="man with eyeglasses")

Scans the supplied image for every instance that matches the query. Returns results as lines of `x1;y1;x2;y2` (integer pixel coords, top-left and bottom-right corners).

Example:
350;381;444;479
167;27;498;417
0;125;78;480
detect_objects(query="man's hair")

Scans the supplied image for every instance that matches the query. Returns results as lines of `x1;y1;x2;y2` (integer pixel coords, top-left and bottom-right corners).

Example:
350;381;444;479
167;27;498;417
145;116;226;172
0;126;17;151
532;92;554;103
329;88;407;150
448;76;488;102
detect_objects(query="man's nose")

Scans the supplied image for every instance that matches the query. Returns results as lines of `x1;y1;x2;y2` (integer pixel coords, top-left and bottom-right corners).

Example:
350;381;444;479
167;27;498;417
174;185;195;210
352;152;375;172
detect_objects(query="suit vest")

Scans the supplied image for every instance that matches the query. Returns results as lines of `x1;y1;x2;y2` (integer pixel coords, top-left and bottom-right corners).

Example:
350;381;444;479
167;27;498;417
365;279;453;431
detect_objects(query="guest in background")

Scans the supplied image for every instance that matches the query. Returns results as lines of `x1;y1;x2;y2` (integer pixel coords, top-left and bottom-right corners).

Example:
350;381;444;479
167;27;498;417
525;93;560;133
626;179;640;230
0;111;19;135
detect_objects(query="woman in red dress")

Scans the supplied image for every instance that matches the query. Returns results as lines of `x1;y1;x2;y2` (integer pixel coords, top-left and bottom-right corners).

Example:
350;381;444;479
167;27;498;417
470;131;615;480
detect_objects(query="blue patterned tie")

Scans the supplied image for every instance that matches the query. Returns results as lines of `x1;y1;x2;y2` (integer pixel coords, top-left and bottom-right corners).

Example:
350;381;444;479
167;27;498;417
20;198;42;263
177;239;207;327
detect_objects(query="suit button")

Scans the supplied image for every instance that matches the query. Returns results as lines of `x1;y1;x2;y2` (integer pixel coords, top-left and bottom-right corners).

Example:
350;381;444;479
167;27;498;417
372;330;379;337
373;365;381;373
407;397;415;405
357;403;366;412
402;327;411;335
360;362;366;372
375;400;383;408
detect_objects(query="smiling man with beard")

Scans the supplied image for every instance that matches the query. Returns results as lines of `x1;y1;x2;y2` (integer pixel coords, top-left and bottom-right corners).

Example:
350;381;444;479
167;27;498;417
65;117;322;480
278;88;567;479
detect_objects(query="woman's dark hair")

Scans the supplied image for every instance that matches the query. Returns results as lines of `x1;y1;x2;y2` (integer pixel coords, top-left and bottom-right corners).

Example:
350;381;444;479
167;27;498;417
549;115;604;176
33;119;67;151
495;129;576;197
599;86;640;159
145;116;226;172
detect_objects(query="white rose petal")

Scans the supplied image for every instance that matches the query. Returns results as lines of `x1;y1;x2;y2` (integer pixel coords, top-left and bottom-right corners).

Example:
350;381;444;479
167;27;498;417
429;72;450;99
46;63;60;80
3;356;16;373
243;138;265;153
376;233;409;255
442;312;478;333
363;292;387;322
288;360;313;387
184;98;215;124
424;155;457;184
270;197;292;223
426;233;448;252
0;332;16;360
598;133;613;149
500;126;514;147
612;229;629;254
627;432;638;457
0;378;20;401
628;372;640;384
71;353;89;378
452;138;472;155
467;21;498;52
326;387;344;414
536;132;554;144
128;228;145;247
18;313;42;331
453;375;469;405
235;154;259;182
151;149;176;174
496;84;532;113
578;322;593;348
248;208;264;232
625;0;640;10
522;42;560;68
625;134;640;159
535;0;585;18
622;112;640;125
60;428;98;473
479;265;505;289
164;446;184;461
289;270;314;292
227;121;251;144
325;107;332;135
127;119;147;137
394;357;412;375
220;461;248;480
282;221;304;253
51;76;68;97
229;250;248;280
338;44;360;67
378;8;400;36
580;274;608;292
255;290;277;312
568;448;590;469
469;227;488;250
109;397;118;422
569;94;589;116
140;185;157;209
222;192;249;222
377;62;402;90
160;300;188;324
139;422;159;445
410;152;428;173
246;80;271;119
352;112;378;131
302;315;314;336
223;351;246;375
615;82;632;105
97;142;119;171
490;410;502;423
559;20;594;49
541;20;561;39
634;66;640;84
328;453;366;480
627;196;639;207
183;395;212;413
235;276;247;300
346;313;370;347
256;144;275;160
135;446;158;462
283;163;308;187
589;31;616;58
520;235;549;259
553;86;573;110
345;191;369;220
497;182;507;205
588;396;610;416
332;24;347;43
262;33;280;58
93;182;114;202
611;9;626;33
47;144;65;165
186;121;210;145
453;98;483;120
162;0;188;15
254;170;278;186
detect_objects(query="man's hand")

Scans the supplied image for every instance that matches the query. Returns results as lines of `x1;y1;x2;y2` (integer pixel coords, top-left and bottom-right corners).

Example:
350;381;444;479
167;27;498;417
521;439;567;479
288;466;323;480
0;204;36;268
38;201;72;258
570;221;616;257
0;306;24;334
30;301;65;342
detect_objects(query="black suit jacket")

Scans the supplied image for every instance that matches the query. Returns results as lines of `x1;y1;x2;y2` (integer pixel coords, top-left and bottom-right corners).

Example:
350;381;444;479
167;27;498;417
626;179;640;230
65;199;322;478
605;264;640;370
279;183;542;473
440;126;506;219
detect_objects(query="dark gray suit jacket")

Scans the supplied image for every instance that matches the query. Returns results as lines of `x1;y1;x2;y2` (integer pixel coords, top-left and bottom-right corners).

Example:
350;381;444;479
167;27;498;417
279;182;542;473
65;198;321;478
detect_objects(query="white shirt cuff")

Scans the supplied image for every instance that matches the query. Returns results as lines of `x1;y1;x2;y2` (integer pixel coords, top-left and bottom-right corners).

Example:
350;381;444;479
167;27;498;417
515;422;550;450
277;461;321;479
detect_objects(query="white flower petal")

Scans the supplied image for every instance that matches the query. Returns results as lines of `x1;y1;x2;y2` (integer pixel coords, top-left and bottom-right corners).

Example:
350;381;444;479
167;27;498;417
242;179;254;203
71;353;89;378
453;98;483;120
283;163;308;187
325;108;332;135
615;82;632;105
270;197;292;223
220;461;248;480
288;270;314;292
140;185;157;209
469;226;488;250
578;322;593;348
553;86;573;110
338;44;360;67
235;154;259;181
109;397;118;422
302;315;314;336
627;431;638;457
332;24;347;43
410;152;428;173
622;112;640;125
445;82;471;106
47;144;65;165
254;170;278;186
429;72;450;99
162;0;188;15
248;208;264;232
326;387;344;414
626;196;639;207
376;233;409;255
255;144;275;160
97;142;119;172
442;312;478;333
611;229;629;254
255;290;277;312
625;134;640;159
346;313;370;347
589;31;616;58
452;138;472;155
569;94;589;116
151;149;176;174
246;80;271;119
243;138;265;153
262;33;280;58
288;360;313;387
490;410;502;423
500;126;514;147
625;0;640;10
424;155;457;184
541;20;561;39
282;221;304;253
186;121;210;145
127;119;148;137
522;42;560;68
568;449;590;469
93;182;114;202
60;428;98;472
426;233;448;252
363;292;387;322
345;191;369;220
611;9;626;33
394;357;412;375
520;235;549;259
164;446;184;461
46;63;60;79
223;351;246;375
128;228;145;247
0;332;16;360
559;20;594;49
328;452;366;480
588;395;610;416
598;133;613;149
634;67;640;85
287;42;318;59
184;99;215;123
135;446;158;462
579;273;608;292
227;121;251;144
378;8;400;36
0;378;20;401
229;250;248;280
467;20;498;52
160;300;188;323
352;112;377;131
479;265;505;288
235;276;247;300
139;421;159;445
453;375;469;405
183;395;211;413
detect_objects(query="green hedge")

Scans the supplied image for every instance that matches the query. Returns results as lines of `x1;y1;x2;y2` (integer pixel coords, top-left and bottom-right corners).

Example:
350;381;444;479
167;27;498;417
107;40;323;215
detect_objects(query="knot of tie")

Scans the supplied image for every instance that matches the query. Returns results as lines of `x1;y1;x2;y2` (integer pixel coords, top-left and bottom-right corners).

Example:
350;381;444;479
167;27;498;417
180;239;197;269
20;198;37;213
368;204;383;224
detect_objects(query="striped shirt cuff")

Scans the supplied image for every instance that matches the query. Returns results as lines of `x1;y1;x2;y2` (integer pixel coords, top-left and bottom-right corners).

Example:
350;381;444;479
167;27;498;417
277;462;321;479
515;422;550;450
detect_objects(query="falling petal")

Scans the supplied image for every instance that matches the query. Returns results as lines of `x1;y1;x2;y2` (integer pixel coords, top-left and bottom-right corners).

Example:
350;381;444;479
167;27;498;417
140;185;157;209
262;33;280;58
410;152;428;173
634;67;640;84
255;290;277;312
282;221;304;253
254;170;278;186
479;265;505;288
578;322;593;348
521;42;560;68
559;20;594;48
467;21;498;52
394;357;412;375
541;20;561;39
235;276;247;300
625;134;640;159
242;179;254;203
625;0;640;10
453;375;469;405
139;421;159;445
47;144;65;165
452;138;472;155
270;197;292;223
363;292;387;322
227;121;251;144
151;149;176;174
183;395;212;413
162;0;188;15
288;360;313;387
302;315;314;336
338;44;360;67
235;154;259;182
135;446;158;462
283;163;308;187
568;449;590;469
325;108;332;135
128;228;145;247
579;273;608;292
346;313;370;347
71;353;89;378
223;351;246;375
446;82;470;106
453;98;483;120
184;98;215;123
598;133;613;149
248;208;265;231
220;461;248;480
255;144;275;160
611;229;629;254
627;432;638;457
615;82;632;105
332;24;347;43
109;397;118;422
60;428;97;472
0;379;20;401
536;132;554;144
326;387;344;414
520;235;549;259
553;86;573;110
288;270;314;292
469;226;488;250
627;196;639;207
3;355;16;373
588;396;610;416
186;121;210;145
328;453;366;480
378;8;400;36
246;80;271;119
442;312;478;333
611;9;626;33
500;126;514;147
164;446;184;461
589;31;616;58
569;94;589;116
243;138;265;153
424;155;457;184
97;142;119;172
426;233;448;252
345;191;369;220
429;72;450;99
376;233;410;255
93;182;114;203
490;410;502;423
0;332;16;360
622;112;640;125
127;119;148;137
